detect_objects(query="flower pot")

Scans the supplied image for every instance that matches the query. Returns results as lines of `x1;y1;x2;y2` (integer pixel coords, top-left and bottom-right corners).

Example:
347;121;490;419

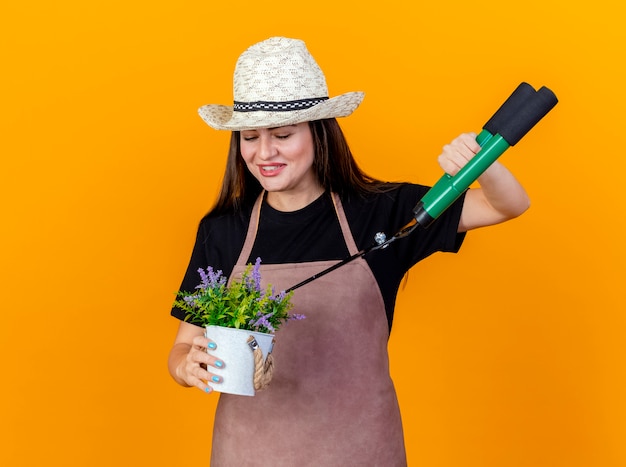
204;325;275;396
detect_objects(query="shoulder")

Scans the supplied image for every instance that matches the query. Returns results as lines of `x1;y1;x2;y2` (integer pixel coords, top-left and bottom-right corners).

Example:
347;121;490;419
189;203;254;274
341;183;430;222
198;202;254;238
338;183;432;250
342;183;429;204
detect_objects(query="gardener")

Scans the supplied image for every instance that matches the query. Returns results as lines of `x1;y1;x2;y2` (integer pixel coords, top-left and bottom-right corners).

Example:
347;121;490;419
167;36;530;466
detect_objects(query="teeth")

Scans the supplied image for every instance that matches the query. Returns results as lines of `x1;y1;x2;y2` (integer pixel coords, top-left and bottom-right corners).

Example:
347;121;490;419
263;166;280;171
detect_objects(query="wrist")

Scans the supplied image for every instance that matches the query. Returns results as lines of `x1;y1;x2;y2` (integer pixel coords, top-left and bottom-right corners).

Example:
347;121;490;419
168;343;192;387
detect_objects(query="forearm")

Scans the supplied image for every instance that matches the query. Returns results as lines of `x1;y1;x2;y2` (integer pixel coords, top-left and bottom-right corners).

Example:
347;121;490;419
460;161;530;231
476;160;530;218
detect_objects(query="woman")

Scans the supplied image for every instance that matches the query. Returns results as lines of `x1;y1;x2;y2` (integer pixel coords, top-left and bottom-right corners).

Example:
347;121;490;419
168;37;529;466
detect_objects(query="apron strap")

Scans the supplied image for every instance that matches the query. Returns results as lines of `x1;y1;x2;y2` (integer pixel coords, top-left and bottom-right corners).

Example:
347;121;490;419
234;192;264;268
330;192;359;257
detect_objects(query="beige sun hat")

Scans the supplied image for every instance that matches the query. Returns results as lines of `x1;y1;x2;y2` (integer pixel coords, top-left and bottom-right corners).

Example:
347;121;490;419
198;37;364;131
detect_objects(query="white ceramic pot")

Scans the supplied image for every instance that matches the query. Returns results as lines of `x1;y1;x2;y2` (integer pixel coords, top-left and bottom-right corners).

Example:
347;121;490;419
204;325;275;396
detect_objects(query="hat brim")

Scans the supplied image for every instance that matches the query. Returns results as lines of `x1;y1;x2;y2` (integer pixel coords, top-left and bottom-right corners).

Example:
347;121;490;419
198;92;364;131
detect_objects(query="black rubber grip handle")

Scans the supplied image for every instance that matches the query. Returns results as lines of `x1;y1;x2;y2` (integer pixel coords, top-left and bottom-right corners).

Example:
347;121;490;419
483;82;537;136
498;86;558;146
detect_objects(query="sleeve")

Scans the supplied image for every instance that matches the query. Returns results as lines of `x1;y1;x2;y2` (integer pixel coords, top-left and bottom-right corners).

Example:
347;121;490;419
344;184;466;273
170;219;212;321
383;184;467;272
169;210;251;322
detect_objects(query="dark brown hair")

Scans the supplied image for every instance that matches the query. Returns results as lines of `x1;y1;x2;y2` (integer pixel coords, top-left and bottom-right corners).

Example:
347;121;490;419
209;118;396;215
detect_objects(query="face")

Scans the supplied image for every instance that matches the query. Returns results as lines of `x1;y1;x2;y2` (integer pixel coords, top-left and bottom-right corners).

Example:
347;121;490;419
240;123;321;202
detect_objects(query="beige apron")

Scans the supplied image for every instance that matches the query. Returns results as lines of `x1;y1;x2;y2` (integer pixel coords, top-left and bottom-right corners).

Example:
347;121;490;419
211;193;406;466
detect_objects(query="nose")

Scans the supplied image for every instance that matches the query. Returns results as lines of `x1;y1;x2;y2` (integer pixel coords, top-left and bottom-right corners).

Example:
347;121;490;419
258;134;276;160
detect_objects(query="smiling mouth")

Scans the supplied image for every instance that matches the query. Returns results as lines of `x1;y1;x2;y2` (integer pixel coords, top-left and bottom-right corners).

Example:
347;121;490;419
259;164;286;175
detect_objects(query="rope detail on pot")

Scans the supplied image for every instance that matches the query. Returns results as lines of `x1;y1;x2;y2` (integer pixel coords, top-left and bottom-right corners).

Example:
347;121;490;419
247;336;274;391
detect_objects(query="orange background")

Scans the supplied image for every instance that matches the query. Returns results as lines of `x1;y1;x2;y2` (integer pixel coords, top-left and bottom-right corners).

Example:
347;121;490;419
1;1;625;466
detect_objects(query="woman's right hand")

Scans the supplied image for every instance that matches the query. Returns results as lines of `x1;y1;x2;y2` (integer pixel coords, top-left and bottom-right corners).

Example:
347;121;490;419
168;322;225;393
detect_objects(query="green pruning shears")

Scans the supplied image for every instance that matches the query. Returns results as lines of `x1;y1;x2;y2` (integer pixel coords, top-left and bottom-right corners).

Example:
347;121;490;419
413;82;558;227
286;82;558;293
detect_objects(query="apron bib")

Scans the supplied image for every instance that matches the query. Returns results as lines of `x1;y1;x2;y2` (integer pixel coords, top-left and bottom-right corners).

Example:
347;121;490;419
210;193;407;466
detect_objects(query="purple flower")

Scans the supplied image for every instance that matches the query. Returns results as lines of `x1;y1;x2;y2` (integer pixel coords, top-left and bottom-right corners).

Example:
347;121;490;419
251;257;262;292
250;311;276;333
210;268;226;287
197;267;210;289
258;288;273;303
196;266;225;290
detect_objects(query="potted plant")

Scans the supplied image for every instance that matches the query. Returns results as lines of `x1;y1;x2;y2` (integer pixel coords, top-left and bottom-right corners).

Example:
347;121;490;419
174;257;304;396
